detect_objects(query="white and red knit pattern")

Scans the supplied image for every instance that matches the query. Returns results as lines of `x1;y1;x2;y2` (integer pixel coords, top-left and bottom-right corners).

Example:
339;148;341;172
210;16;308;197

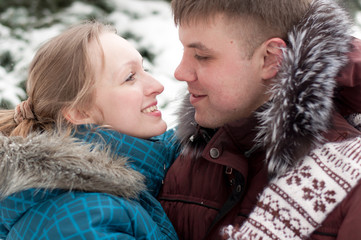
222;137;361;240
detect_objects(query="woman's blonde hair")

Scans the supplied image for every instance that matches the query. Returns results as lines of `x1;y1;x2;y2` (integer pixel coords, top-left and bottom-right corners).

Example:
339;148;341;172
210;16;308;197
0;21;115;137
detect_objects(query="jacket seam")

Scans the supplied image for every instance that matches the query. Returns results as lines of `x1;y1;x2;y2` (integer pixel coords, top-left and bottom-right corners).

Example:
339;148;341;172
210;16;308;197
158;197;220;211
312;231;337;237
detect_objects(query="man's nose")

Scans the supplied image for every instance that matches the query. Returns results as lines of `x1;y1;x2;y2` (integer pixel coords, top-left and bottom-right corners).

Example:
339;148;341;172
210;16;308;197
174;58;197;82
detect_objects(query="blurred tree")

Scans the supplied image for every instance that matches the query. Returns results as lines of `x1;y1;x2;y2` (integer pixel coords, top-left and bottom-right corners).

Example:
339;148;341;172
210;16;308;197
354;0;361;8
1;0;359;19
343;0;360;15
0;0;360;110
0;0;113;17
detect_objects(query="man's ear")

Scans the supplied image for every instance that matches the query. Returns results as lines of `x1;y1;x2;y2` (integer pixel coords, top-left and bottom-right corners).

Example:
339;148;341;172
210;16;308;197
63;107;94;125
261;38;286;80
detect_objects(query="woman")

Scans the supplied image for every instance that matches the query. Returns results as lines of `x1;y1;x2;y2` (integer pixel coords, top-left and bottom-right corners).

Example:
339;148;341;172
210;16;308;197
0;21;179;240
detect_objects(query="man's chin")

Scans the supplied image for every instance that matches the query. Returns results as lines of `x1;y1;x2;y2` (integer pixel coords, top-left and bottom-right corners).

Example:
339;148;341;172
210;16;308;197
195;113;223;129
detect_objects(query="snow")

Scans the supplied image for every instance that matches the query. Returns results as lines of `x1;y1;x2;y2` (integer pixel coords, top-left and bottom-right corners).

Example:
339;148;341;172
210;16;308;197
1;0;361;128
354;11;361;39
0;0;186;128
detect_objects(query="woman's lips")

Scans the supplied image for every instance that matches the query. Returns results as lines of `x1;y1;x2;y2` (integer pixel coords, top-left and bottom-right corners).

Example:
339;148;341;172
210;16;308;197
141;105;158;113
141;103;162;117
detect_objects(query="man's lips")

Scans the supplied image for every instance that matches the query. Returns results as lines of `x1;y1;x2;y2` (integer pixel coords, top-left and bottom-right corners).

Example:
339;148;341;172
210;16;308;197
189;93;206;105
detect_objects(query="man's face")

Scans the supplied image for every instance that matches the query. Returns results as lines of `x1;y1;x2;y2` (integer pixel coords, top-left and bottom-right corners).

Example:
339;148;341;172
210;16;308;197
175;15;270;128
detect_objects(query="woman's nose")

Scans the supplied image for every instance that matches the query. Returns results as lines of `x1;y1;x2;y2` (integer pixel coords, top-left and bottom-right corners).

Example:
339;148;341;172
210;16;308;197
144;74;164;96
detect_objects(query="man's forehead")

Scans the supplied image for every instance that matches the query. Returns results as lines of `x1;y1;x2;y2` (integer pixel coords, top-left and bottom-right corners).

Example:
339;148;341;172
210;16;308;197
180;37;216;54
178;21;238;52
178;14;240;36
178;11;228;26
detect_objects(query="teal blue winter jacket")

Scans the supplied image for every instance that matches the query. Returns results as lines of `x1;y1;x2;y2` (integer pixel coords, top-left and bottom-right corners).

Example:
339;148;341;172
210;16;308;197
0;126;179;239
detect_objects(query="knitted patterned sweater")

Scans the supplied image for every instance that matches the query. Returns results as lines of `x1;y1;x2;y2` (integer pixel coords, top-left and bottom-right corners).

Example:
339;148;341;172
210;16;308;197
222;136;361;239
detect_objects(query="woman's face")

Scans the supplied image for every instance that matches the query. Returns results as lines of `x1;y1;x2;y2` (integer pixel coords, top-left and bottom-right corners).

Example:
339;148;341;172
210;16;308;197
85;32;167;138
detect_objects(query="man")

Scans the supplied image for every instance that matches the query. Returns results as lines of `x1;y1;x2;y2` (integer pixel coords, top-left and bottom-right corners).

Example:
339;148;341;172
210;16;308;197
158;0;361;239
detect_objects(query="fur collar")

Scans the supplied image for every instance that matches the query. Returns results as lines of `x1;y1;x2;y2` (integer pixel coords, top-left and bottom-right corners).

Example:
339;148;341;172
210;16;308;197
176;0;353;177
0;132;145;199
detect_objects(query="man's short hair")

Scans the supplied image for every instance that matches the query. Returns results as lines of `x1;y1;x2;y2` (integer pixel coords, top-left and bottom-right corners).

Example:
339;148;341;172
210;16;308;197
172;0;312;56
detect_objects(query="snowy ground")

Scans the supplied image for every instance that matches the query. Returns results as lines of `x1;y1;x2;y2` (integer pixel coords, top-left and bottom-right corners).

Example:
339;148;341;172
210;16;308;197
0;0;186;128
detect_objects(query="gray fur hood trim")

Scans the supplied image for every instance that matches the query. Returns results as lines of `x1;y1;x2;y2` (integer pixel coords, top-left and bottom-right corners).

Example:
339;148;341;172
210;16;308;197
176;0;353;176
0;132;145;199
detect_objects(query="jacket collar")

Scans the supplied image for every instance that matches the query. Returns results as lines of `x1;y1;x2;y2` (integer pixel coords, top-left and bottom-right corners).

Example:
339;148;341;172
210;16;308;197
0;132;145;199
176;0;353;177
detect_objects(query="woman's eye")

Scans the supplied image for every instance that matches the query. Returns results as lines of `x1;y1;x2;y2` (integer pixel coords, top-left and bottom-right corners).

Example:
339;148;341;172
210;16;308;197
125;73;135;82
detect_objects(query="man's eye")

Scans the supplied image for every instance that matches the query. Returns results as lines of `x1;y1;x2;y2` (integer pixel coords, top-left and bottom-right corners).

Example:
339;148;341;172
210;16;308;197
125;73;135;82
194;54;209;61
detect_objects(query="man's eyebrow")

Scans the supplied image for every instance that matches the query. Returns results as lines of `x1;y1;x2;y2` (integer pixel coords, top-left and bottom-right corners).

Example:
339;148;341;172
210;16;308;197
187;42;213;52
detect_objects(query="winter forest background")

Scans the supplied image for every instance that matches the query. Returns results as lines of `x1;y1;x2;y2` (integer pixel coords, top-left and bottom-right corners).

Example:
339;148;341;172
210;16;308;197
0;0;361;128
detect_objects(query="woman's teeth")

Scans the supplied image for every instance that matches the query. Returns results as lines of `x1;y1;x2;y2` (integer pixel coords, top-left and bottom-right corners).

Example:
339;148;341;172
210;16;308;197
142;105;158;113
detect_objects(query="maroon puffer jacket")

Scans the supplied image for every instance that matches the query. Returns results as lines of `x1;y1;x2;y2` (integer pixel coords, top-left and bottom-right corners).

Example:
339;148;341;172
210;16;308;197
159;115;361;240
